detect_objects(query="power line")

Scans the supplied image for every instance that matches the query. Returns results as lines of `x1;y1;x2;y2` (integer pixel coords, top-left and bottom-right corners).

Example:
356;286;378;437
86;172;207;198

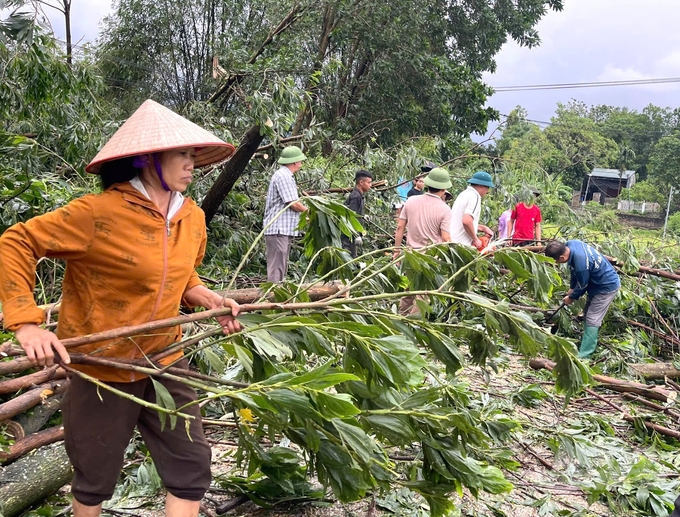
493;76;680;92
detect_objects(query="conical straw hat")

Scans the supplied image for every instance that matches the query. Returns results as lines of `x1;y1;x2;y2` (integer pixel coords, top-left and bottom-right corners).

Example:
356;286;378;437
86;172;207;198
86;99;236;173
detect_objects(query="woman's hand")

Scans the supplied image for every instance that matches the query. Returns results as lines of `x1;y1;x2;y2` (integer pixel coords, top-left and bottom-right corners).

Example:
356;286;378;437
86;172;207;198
184;285;242;335
15;324;71;367
213;295;242;335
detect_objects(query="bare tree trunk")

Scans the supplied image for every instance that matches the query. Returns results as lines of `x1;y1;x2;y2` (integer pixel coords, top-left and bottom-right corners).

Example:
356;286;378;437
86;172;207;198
0;443;72;517
201;124;265;225
64;0;72;65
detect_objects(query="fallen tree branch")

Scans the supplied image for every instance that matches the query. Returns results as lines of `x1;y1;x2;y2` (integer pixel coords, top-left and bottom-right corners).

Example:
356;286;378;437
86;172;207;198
585;387;680;440
0;365;66;395
530;358;674;403
627;321;680;349
621;393;680;420
0;425;64;463
0;381;68;424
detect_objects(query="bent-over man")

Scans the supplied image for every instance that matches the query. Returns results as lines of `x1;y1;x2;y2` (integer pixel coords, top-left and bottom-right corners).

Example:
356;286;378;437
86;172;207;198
544;239;620;359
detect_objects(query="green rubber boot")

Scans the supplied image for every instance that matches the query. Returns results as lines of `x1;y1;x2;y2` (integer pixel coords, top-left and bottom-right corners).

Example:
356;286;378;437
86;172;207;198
578;325;599;359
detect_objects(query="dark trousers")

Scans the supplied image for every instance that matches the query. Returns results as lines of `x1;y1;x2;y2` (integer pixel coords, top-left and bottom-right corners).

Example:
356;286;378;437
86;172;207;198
265;234;293;282
669;495;680;517
341;235;357;258
63;361;211;506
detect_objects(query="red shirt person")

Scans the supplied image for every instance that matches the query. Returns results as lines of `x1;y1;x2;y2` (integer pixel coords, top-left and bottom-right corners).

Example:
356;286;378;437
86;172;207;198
509;193;542;245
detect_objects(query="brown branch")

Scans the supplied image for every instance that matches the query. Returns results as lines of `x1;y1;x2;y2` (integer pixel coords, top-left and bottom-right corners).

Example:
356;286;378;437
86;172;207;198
585;387;680;440
0;365;66;395
530;358;673;403
0;425;64;463
0;381;68;424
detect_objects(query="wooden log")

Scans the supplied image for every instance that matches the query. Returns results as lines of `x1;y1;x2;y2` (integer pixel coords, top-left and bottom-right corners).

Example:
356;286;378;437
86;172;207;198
629;363;680;380
15;395;63;435
0;365;66;395
0;443;73;517
0;381;68;424
217;282;341;305
0;425;64;463
529;358;674;403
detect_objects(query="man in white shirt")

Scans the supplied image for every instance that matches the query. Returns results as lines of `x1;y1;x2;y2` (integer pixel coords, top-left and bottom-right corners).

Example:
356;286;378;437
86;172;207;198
450;171;495;248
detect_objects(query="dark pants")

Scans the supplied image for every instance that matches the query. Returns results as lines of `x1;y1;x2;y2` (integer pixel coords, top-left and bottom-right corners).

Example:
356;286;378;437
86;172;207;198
265;234;293;282
62;361;211;506
669;495;680;517
341;235;357;258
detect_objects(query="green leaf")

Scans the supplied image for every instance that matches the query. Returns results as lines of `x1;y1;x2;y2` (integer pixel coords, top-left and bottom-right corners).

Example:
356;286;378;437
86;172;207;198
150;377;177;431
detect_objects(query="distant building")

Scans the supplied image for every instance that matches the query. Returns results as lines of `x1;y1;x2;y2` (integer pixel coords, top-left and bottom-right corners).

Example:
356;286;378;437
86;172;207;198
581;168;636;204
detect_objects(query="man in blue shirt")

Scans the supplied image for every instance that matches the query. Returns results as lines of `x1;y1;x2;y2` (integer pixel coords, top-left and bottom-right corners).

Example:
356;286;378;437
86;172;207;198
545;240;621;358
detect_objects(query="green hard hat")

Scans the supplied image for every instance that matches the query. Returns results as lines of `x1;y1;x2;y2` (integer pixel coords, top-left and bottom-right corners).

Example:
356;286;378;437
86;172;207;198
278;145;307;165
423;167;452;190
467;170;494;188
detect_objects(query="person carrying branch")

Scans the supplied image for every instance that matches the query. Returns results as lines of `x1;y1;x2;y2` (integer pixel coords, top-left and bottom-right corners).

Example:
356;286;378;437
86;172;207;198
544;240;620;359
0;99;242;517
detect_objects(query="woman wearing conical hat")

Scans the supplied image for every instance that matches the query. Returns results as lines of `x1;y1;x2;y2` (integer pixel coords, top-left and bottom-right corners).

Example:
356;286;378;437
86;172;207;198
0;99;239;517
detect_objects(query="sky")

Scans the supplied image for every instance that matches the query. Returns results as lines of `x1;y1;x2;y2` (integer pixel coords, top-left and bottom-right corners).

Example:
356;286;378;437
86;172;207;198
480;0;680;139
34;0;680;141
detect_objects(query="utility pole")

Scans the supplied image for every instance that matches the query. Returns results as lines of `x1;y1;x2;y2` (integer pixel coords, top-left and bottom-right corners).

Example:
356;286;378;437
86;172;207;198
663;186;674;238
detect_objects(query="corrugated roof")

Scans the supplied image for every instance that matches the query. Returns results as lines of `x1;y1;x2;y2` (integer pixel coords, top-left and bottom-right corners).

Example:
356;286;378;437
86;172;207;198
589;168;636;180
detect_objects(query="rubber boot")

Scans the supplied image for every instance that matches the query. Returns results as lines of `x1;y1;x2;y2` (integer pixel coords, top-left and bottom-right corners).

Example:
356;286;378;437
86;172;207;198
578;325;599;359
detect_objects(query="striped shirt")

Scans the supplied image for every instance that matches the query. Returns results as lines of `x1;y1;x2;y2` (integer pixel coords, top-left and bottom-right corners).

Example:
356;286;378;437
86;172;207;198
263;165;301;236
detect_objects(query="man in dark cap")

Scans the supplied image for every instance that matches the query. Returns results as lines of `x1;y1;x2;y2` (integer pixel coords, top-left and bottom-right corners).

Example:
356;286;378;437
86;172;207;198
342;169;373;257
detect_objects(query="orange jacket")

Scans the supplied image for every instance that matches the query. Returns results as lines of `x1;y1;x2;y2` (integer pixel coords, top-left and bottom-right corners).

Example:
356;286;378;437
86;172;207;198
0;182;207;382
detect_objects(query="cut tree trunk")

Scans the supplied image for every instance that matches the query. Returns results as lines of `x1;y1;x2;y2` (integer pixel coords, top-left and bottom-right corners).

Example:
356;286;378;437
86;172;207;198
530;358;674;403
201;124;265;225
629;363;680;380
0;443;72;517
16;394;63;435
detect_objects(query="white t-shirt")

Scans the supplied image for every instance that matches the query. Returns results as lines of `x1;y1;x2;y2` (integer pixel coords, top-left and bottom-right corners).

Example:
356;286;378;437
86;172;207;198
450;186;481;245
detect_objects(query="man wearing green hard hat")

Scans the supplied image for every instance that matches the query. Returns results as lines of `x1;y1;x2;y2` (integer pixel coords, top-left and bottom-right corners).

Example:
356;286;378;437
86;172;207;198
393;167;453;314
450;171;495;249
263;145;309;282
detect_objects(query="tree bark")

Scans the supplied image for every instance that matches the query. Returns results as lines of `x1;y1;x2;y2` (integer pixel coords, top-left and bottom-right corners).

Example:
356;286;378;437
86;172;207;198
629;363;680;380
0;381;68;424
0;443;73;517
16;395;63;435
0;425;65;463
217;282;341;304
0;365;66;395
201;124;265;225
529;358;673;403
